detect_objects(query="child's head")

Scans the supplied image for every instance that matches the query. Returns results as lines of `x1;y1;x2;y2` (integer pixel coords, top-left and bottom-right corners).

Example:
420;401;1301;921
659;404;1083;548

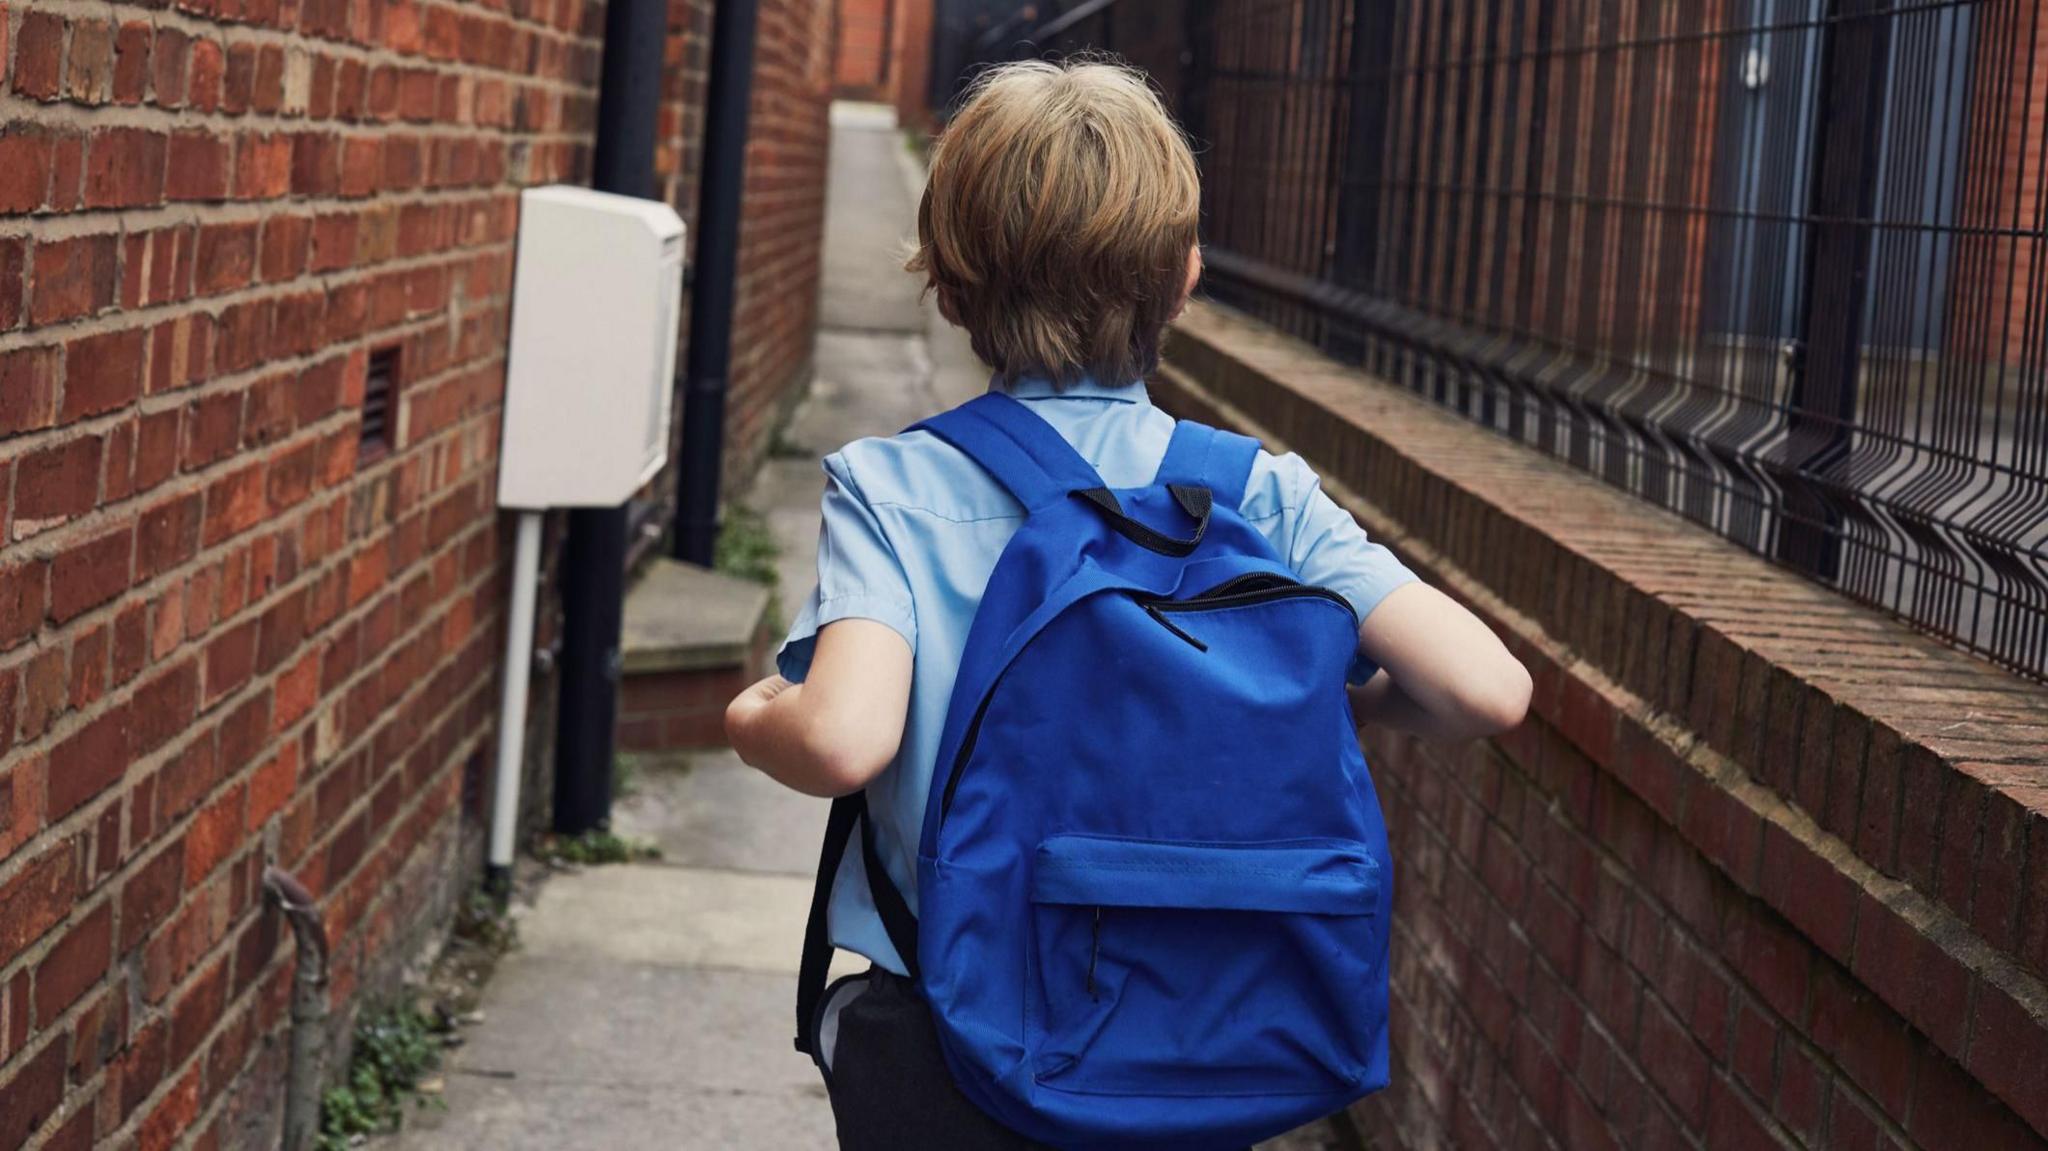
909;60;1201;389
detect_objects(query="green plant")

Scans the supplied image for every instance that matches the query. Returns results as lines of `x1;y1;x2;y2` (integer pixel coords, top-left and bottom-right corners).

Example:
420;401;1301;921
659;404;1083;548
534;829;661;866
316;1005;447;1150
453;887;518;954
713;504;779;590
612;752;642;798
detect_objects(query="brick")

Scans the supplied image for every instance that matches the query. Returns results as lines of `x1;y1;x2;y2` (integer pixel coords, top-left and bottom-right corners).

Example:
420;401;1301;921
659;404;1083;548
66;20;114;104
0;127;55;214
68;626;106;709
111;601;147;686
84;127;169;209
62;327;148;421
0;236;22;329
169;959;226;1067
1808;964;1913;1120
1723;901;1810;1026
113;22;152;104
0;347;60;434
166;131;231;202
34;902;111;1021
30;233;120;324
0;561;47;651
117;1017;167;1120
1965;978;2048;1136
184;782;245;886
17;647;66;742
0;840;77;970
46;130;83;211
101;417;137;503
0;749;35;850
15;435;102;530
203;619;259;705
137;1065;199;1151
154;28;191;107
132;661;199;756
1637;999;1710;1125
1849;893;1972;1057
47;704;132;819
120;838;184;951
1757;821;1857;961
13;12;64;101
196;222;259;295
0;1037;68;1151
49;528;133;623
202;463;267;547
137;493;203;581
233;132;293;200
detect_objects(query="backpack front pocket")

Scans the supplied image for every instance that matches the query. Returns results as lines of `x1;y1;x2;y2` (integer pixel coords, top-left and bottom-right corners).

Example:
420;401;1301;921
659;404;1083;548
1026;835;1383;1098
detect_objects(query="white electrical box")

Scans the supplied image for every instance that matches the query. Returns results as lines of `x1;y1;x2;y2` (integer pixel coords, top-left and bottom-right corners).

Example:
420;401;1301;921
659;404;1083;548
499;186;685;509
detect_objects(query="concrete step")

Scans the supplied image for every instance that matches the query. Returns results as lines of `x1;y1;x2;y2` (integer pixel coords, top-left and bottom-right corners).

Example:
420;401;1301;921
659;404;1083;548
617;559;773;753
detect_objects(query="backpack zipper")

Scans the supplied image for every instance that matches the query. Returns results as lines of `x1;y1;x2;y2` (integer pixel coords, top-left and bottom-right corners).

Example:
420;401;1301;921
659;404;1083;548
937;577;1353;830
1144;577;1356;619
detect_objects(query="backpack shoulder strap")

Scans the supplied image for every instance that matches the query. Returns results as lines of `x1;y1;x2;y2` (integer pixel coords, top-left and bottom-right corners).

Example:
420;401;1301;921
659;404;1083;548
910;392;1107;512
794;790;919;1057
1154;418;1262;510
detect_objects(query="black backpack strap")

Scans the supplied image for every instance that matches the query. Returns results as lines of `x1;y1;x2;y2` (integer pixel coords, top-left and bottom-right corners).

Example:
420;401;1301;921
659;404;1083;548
1154;419;1263;510
795;791;921;1055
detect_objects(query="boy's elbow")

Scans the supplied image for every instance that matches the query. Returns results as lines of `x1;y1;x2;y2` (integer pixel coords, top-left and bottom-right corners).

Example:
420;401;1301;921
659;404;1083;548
1467;660;1532;737
796;719;896;798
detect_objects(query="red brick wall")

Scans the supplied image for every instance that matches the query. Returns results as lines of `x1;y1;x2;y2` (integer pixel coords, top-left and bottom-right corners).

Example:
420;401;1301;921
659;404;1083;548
0;1;831;1148
890;0;933;130
834;0;888;97
1161;303;2048;1151
1949;0;2046;367
725;0;833;492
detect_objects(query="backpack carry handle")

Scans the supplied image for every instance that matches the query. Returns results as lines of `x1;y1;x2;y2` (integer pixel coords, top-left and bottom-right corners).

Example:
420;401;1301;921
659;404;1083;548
1072;483;1212;557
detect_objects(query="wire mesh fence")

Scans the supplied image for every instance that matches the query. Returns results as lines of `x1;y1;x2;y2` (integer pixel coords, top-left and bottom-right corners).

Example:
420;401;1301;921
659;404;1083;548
948;0;2048;680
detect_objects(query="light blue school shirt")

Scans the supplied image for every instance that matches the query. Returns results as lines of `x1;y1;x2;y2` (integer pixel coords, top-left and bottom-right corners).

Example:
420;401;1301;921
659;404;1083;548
776;374;1417;976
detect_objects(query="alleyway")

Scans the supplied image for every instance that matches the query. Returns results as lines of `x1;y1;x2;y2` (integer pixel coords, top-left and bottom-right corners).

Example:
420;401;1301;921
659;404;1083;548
392;104;1350;1151
389;103;981;1151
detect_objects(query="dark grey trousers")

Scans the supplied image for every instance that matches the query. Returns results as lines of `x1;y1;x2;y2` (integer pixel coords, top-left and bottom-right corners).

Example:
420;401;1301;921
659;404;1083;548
823;968;1049;1151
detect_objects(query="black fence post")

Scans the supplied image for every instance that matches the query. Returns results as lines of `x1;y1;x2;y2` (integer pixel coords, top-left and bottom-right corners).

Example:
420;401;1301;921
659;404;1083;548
1333;0;1397;294
1776;0;1893;579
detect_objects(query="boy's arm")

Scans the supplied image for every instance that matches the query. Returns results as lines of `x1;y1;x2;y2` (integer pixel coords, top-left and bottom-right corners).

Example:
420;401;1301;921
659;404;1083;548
726;619;912;797
1348;582;1531;740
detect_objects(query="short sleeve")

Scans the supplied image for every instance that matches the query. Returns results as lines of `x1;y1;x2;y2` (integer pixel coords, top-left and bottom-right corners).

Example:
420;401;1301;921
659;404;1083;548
775;453;917;683
1276;457;1418;681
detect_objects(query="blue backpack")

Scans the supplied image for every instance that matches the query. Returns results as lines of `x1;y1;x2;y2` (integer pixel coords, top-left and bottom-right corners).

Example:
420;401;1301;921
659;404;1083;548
795;393;1393;1150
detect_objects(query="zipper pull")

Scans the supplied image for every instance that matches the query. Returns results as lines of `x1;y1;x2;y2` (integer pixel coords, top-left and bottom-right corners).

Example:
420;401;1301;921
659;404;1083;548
1088;907;1103;1000
1142;602;1209;652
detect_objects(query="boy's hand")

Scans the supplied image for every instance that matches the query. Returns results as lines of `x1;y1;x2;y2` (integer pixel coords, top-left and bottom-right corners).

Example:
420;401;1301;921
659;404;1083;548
724;620;912;798
726;674;798;735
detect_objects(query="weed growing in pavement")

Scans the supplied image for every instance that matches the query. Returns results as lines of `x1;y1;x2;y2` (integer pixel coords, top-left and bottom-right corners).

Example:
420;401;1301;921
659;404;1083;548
316;1005;448;1150
533;829;661;866
713;503;779;590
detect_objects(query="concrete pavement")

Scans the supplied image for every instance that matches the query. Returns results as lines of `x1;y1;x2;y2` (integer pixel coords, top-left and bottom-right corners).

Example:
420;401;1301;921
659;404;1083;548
391;103;1353;1151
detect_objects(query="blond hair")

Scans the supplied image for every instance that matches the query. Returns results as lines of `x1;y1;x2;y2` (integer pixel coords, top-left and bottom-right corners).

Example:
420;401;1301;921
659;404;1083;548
908;60;1201;388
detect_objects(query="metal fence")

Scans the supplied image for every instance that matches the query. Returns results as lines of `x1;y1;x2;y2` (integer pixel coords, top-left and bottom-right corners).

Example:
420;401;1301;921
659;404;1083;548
946;0;2048;680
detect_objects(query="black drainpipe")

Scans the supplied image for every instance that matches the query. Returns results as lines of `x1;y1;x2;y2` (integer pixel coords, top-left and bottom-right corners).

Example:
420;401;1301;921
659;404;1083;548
553;0;668;836
673;0;762;564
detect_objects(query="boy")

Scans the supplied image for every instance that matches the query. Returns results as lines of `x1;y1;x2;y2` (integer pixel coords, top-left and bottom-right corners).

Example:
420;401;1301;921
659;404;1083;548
727;60;1531;1150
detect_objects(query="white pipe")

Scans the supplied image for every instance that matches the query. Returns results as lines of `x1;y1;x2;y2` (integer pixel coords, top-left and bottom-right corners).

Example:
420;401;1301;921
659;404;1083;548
490;509;545;879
